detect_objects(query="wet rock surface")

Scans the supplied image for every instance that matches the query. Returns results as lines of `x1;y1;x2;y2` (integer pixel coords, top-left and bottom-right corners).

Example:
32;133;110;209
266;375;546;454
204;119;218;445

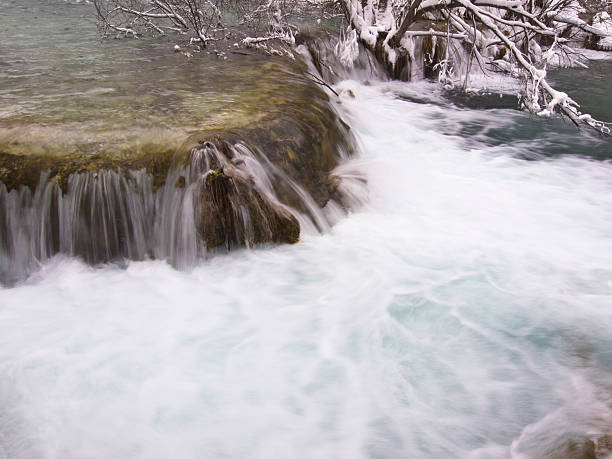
0;55;356;281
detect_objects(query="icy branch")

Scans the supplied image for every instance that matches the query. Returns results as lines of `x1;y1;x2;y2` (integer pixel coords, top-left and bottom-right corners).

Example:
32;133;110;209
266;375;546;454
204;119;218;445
336;0;611;132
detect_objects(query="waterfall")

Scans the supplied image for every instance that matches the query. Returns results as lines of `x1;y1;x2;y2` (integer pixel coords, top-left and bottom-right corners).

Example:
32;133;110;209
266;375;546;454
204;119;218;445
0;138;360;286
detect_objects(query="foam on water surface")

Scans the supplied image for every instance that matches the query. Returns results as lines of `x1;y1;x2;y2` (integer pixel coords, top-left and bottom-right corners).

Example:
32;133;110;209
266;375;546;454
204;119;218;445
2;81;612;458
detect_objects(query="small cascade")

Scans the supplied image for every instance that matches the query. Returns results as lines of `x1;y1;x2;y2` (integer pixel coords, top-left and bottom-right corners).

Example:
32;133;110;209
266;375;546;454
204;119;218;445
0;137;362;285
298;30;473;86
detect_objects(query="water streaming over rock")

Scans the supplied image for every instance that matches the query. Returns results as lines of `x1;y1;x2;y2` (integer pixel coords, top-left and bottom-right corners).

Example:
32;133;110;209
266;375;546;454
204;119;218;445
0;137;361;285
0;0;369;285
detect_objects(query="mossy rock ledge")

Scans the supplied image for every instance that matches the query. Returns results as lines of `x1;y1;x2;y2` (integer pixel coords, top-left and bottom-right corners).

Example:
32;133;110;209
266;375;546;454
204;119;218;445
0;59;355;260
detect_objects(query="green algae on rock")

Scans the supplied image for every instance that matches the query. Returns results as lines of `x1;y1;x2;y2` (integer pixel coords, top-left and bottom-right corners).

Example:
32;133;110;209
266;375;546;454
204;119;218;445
0;54;357;278
0;1;360;277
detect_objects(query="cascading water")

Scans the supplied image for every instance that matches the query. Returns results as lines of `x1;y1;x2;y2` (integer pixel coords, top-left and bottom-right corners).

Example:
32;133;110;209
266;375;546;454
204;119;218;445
0;138;358;285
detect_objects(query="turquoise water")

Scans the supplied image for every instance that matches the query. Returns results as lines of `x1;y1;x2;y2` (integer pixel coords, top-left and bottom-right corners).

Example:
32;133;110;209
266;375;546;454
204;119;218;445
0;0;308;156
0;0;196;124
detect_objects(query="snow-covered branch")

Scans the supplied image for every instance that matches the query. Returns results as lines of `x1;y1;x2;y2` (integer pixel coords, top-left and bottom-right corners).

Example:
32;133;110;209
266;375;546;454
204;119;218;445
335;0;612;132
93;0;339;47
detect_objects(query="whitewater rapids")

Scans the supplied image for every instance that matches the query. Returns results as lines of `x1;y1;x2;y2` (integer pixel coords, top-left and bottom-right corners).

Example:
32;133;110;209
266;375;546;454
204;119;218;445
1;81;612;458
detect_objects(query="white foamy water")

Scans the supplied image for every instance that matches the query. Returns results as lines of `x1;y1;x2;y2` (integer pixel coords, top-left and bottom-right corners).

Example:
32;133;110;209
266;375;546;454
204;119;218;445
2;82;612;459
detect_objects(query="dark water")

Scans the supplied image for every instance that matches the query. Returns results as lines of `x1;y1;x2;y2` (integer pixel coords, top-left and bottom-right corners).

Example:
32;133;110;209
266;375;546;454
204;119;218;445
395;60;612;160
483;60;612;160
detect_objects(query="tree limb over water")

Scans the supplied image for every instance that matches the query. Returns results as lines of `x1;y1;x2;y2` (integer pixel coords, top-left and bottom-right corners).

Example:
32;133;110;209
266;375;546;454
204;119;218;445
336;0;612;132
93;0;612;132
92;0;331;49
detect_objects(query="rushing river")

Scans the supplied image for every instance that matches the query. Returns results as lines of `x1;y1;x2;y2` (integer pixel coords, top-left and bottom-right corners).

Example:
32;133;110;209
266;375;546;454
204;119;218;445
2;1;612;458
